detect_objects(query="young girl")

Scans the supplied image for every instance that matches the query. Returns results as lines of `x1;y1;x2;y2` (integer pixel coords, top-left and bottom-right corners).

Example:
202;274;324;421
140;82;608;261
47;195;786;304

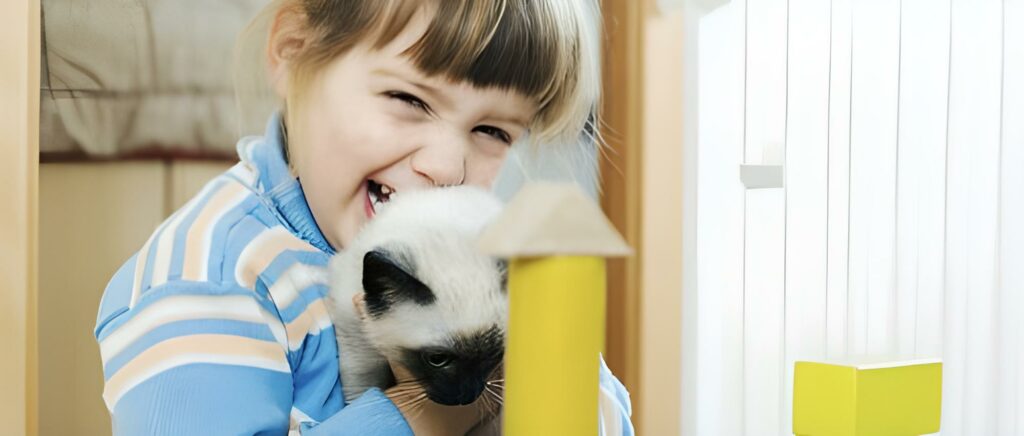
94;1;632;434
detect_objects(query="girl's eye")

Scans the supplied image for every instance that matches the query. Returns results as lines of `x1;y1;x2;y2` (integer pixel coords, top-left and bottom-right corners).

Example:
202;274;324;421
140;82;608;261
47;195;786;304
475;125;512;144
386;91;430;113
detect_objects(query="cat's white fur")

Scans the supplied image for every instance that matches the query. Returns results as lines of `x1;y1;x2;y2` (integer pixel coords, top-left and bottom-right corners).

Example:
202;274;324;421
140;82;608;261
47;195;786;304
326;186;507;402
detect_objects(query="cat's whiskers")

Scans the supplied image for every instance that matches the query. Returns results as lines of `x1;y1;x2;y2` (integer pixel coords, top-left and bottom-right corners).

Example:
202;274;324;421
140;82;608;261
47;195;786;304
484;385;503;400
473;386;502;422
476;391;494;420
385;377;432;397
485;380;505;393
388;383;425;399
395;391;429;410
476;393;491;422
484;385;504;408
408;395;431;422
387;383;426;395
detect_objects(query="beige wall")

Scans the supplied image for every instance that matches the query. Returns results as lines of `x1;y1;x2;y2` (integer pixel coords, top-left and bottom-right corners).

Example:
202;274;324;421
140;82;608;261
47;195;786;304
38;160;231;435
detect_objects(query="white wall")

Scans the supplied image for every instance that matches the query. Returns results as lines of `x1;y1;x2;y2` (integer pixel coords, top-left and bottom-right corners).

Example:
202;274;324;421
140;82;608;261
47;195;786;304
683;0;1024;434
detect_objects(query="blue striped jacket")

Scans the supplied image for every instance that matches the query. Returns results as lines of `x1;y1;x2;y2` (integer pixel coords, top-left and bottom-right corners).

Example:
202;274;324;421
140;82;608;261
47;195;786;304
95;114;634;435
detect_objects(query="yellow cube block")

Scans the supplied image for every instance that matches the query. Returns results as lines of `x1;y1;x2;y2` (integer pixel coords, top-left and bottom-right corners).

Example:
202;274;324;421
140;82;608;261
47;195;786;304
793;359;942;436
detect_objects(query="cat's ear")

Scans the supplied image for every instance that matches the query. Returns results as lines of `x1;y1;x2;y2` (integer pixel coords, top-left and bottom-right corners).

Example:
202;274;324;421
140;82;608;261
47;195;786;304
362;250;436;318
352;292;368;320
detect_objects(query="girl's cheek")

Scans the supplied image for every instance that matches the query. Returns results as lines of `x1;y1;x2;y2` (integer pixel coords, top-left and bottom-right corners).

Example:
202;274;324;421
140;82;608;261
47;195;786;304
373;115;421;149
470;158;504;188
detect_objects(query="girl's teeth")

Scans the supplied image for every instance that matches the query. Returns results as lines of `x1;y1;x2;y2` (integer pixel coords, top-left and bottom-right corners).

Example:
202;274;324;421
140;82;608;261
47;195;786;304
380;185;393;195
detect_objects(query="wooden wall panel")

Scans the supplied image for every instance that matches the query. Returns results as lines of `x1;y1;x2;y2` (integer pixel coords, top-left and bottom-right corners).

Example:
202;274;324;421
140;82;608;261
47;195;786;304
37;160;230;436
38;162;166;436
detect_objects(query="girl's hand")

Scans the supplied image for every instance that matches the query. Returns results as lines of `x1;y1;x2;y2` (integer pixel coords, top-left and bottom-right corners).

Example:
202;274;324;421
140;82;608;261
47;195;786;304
384;361;498;436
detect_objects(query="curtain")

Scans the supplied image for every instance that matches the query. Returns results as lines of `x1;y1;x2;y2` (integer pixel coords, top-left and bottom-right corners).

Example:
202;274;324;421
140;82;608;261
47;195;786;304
683;0;1024;434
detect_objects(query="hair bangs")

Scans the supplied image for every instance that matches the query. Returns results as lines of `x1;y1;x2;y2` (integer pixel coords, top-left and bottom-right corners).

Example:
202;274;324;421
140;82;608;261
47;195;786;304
404;2;557;96
395;1;585;144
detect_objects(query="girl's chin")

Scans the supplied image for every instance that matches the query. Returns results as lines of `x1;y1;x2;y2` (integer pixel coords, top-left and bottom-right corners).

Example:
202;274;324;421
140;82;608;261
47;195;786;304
322;214;354;251
327;229;349;251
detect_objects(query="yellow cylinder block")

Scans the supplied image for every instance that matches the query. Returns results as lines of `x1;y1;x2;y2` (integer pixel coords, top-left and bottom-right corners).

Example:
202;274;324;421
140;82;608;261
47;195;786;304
503;256;606;436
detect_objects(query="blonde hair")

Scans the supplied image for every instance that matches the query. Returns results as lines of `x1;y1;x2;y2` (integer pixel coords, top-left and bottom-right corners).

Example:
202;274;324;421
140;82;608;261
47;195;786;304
235;0;603;185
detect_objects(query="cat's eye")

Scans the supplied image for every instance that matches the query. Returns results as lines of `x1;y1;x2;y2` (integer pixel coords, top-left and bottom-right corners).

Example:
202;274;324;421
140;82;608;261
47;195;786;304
423;352;453;368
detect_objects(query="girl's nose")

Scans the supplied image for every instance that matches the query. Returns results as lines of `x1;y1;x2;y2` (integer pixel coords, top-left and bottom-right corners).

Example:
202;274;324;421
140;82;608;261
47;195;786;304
410;130;468;187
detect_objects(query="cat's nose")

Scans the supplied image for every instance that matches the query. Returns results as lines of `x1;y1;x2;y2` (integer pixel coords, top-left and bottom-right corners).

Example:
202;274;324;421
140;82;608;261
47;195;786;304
446;380;485;405
429;384;483;406
452;384;485;405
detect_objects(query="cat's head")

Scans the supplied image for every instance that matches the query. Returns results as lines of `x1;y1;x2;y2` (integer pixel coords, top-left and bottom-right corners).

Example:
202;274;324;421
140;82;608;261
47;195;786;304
350;186;508;406
359;246;506;405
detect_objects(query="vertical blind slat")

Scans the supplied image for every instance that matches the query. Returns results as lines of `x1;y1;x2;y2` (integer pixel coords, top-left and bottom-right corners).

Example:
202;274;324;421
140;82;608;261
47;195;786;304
945;0;1004;433
896;0;951;362
997;0;1023;433
783;0;831;433
743;189;786;435
743;0;789;433
826;0;854;361
847;0;902;357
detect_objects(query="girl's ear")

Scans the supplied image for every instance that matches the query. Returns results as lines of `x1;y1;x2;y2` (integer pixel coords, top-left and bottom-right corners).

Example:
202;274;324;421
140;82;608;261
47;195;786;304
267;4;311;99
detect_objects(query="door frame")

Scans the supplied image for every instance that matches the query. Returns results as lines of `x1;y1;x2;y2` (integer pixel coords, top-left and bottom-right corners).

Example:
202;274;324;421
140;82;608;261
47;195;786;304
1;1;40;435
601;0;685;434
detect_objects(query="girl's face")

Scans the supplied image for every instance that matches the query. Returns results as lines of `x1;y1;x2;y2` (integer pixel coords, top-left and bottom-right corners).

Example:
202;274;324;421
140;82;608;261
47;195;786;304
277;12;538;250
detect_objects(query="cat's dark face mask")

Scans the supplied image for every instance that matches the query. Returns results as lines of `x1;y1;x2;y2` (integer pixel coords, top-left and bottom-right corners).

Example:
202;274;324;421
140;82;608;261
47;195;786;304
400;327;505;406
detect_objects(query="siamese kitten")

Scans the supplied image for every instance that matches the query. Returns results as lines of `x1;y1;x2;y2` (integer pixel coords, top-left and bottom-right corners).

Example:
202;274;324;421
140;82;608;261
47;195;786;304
326;185;508;414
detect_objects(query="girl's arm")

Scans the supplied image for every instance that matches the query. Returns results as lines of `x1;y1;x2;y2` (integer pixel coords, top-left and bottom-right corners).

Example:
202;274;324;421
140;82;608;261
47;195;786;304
300;388;412;435
599;355;635;436
303;357;635;436
95;258;415;435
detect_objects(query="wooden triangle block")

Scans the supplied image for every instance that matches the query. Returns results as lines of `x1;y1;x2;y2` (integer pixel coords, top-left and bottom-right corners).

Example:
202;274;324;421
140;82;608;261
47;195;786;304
478;182;631;257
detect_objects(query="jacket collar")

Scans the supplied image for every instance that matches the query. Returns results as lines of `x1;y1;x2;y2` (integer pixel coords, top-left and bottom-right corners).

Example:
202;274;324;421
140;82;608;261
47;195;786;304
238;112;336;254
